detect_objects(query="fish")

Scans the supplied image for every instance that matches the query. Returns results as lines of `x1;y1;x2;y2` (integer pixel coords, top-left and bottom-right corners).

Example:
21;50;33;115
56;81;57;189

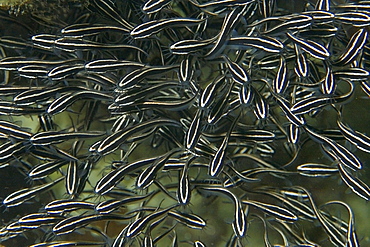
142;0;172;14
114;83;179;107
332;29;368;66
30;241;107;247
199;75;227;109
118;65;178;89
294;44;309;78
177;156;195;205
136;148;182;189
253;89;269;119
130;18;205;39
0;0;369;245
47;91;113;115
2;177;64;208
298;187;347;247
31;34;57;50
30;131;105;146
125;204;178;238
287;32;330;60
45;199;95;214
205;5;247;59
14;86;88;105
338;163;370;201
85;59;144;73
337;120;370;153
315;0;330;11
320;64;336;95
304;126;362;171
228;36;284;53
169;38;215;55
185;109;203;150
255;188;316;219
297;163;338;177
188;0;256;14
194;241;206;247
334;68;370;80
0;141;29;162
199;186;247;237
273;95;306;126
334;11;370;27
222;55;250;85
65;161;79;196
95;193;153;214
251;14;313;34
323;201;359;247
92;0;134;30
242;199;298;222
17;65;49;79
273;57;288;94
18;213;64;229
28;160;69;180
53;213;133;235
54;37;147;54
94;118;180;156
61;23;130;37
0;120;32;139
168;211;206;229
209;113;240;177
238;83;254;106
94;157;158;194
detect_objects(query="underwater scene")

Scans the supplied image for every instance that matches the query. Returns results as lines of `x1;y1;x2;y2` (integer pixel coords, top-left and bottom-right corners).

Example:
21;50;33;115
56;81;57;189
0;0;369;246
